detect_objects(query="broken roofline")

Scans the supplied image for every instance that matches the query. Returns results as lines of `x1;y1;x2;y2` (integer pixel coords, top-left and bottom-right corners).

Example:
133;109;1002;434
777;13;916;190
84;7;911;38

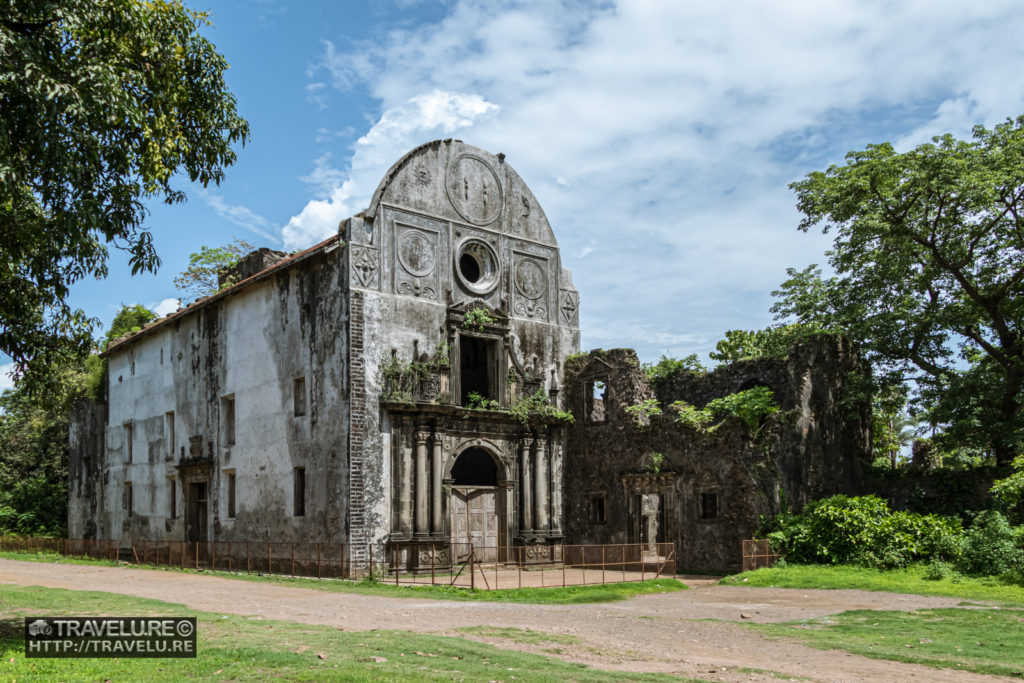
100;233;345;358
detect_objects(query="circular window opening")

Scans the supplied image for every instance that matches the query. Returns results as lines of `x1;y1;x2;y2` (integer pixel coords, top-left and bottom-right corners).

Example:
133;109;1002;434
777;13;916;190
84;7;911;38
454;239;499;295
459;253;481;283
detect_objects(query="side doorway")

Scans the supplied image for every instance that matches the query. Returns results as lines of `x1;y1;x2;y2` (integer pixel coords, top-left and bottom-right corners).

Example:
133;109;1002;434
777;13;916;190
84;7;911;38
186;481;208;543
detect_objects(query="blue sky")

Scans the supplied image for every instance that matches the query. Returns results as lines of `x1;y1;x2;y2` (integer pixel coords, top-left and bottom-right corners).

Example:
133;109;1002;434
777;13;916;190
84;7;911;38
6;0;1024;390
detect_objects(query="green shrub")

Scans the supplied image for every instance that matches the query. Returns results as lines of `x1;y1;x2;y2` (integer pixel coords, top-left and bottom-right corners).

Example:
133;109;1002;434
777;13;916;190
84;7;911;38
765;495;963;569
923;559;959;582
956;510;1024;576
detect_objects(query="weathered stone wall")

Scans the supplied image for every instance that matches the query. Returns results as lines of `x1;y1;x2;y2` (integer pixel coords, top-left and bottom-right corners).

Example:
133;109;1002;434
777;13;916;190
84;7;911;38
67;397;106;538
73;242;350;547
563;337;870;572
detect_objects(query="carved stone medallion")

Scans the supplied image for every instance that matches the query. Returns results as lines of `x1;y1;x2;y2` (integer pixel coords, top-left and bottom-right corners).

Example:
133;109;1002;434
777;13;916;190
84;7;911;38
514;258;545;300
445;154;503;226
398;230;436;278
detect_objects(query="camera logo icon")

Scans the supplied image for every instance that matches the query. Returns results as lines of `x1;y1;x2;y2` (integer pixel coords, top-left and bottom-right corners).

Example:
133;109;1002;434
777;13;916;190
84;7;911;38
27;619;52;637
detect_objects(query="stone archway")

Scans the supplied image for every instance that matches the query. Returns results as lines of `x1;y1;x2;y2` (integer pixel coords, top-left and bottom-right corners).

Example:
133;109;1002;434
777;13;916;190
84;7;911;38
449;447;502;562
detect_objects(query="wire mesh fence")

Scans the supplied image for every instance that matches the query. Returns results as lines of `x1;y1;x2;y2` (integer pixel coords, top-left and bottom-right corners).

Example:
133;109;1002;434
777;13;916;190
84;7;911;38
387;542;676;590
741;539;779;571
1;536;678;590
0;535;119;562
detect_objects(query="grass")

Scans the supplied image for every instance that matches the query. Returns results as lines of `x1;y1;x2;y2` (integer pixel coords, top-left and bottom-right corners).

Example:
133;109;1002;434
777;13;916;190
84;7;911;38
1;584;699;682
721;564;1024;605
0;550;686;604
751;608;1024;678
457;626;582;646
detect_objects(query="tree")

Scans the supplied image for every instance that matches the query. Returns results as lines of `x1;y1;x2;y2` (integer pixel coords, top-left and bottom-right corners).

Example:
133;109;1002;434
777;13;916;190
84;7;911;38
1;0;249;392
104;304;157;349
173;238;255;302
708;324;821;363
773;117;1024;466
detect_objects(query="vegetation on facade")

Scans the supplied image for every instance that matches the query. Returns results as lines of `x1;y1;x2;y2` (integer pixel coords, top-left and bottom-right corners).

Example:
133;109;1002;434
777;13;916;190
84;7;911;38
625;386;779;433
462;308;496;331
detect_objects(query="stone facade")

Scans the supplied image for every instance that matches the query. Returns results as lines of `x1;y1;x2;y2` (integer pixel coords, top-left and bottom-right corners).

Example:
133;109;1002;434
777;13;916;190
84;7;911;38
562;338;871;572
69;140;580;568
68;140;871;573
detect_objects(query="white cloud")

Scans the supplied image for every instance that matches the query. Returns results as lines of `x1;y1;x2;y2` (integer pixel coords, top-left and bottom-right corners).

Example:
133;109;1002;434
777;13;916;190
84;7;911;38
150;298;180;317
282;90;498;250
0;363;14;394
201;192;281;244
300;0;1024;361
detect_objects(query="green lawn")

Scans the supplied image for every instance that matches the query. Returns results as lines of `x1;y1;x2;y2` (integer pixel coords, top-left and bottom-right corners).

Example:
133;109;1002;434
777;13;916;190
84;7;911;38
721;563;1024;605
0;550;686;604
751;608;1024;678
1;584;697;682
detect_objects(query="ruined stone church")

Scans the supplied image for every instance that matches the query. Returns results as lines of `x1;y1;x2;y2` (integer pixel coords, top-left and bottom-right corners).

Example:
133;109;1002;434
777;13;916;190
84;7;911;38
69;140;869;572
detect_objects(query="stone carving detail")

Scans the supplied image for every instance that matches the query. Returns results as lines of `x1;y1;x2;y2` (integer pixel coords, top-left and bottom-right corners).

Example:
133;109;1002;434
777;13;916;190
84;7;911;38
559;290;579;326
396;227;438;300
398;230;436;277
445;154;503;225
418;547;449;565
512;255;548;320
351;246;379;289
515;258;545;300
397;279;436;299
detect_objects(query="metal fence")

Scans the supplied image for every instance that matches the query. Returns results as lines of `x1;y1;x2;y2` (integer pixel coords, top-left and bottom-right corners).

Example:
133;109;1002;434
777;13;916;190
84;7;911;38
130;539;356;579
388;542;676;590
741;539;779;571
0;535;119;562
0;536;678;590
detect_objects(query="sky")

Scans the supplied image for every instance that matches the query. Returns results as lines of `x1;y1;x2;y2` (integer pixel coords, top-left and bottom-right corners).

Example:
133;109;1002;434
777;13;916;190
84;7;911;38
7;0;1024;391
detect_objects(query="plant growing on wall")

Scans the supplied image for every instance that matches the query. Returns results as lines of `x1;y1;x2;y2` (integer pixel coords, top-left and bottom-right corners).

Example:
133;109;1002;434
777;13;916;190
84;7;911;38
463;308;495;331
670;386;778;433
642;354;705;383
625;398;662;427
507;389;574;426
466;391;499;411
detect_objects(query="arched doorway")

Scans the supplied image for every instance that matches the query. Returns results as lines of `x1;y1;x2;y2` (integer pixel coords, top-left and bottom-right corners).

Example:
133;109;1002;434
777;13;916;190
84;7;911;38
450;447;501;562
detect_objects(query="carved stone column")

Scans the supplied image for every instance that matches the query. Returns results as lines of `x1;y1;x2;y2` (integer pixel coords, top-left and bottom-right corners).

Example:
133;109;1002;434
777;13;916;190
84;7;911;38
549;430;563;535
431;432;444;535
414;430;430;537
519;436;533;533
398;421;414;536
534;436;549;532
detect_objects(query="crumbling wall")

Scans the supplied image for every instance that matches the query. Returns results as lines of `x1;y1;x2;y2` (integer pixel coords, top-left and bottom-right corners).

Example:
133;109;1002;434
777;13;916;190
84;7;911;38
67;397;106;538
563;337;870;572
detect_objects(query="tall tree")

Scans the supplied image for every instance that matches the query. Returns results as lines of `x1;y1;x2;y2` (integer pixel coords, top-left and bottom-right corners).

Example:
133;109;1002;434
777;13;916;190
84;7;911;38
173;238;254;303
773;117;1024;465
0;0;249;392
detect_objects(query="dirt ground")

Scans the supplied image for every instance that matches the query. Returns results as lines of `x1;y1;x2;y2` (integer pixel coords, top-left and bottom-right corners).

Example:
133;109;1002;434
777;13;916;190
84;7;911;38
0;558;1009;681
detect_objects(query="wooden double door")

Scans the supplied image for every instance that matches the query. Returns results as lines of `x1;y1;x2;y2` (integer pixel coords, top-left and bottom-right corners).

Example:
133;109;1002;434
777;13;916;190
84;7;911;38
450;486;499;562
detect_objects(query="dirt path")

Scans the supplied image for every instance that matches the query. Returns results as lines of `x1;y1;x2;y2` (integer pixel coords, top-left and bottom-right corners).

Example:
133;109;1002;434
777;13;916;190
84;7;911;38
0;558;1007;682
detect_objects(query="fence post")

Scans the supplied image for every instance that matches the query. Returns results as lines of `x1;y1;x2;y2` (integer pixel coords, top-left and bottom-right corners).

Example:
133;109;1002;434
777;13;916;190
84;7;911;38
267;543;271;575
431;543;436;586
317;543;321;580
394;544;399;586
291;542;295;577
562;547;566;587
247;541;251;574
518;546;522;589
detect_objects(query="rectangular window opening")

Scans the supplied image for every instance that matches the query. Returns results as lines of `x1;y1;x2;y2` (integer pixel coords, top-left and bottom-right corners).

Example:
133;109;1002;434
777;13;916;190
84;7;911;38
226;471;236;519
701;492;718;520
222;395;235;445
125;482;133;518
294;377;306;417
293;467;305;517
459;336;497;405
588;494;607;524
124;423;133;463
585;378;608;423
169;477;176;519
165;411;175;458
